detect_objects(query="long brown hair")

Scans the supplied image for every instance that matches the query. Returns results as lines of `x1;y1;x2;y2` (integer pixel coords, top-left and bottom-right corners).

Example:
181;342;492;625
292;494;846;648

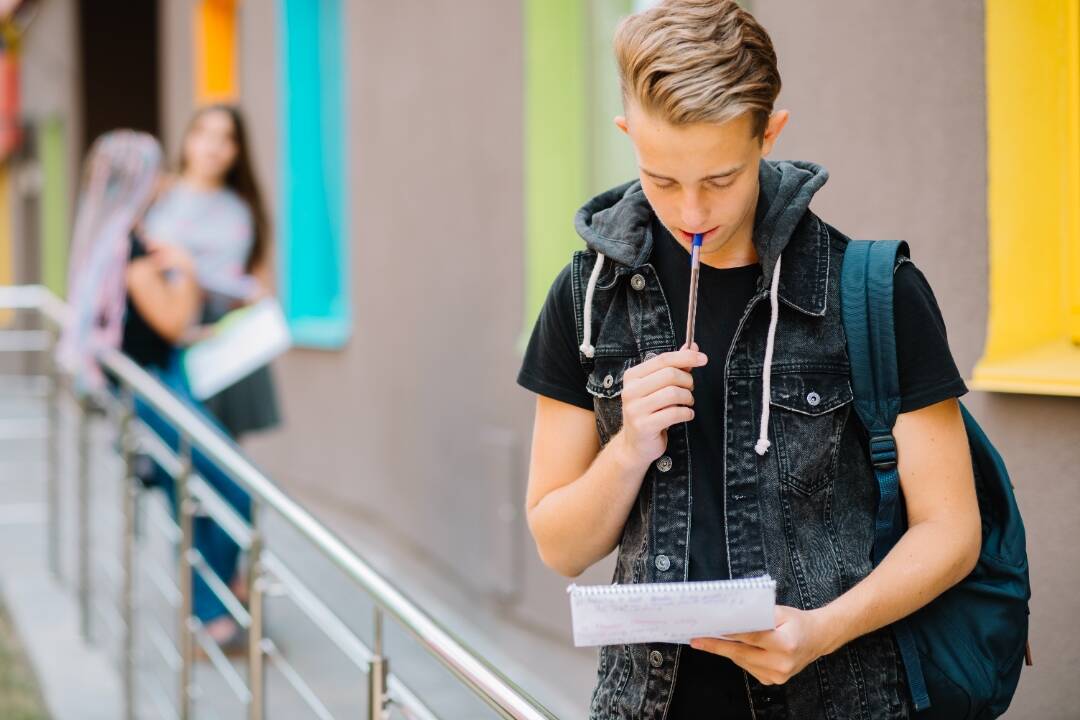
179;104;269;272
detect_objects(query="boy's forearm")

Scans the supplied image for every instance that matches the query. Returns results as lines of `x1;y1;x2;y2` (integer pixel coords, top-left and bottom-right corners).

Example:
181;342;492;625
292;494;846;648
813;517;980;656
529;431;652;577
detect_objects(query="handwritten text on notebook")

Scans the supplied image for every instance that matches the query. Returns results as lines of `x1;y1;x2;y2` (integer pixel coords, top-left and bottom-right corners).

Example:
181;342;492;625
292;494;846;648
568;576;776;647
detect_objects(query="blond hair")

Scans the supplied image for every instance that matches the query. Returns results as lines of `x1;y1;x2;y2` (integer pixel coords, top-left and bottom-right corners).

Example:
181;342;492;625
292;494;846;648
614;0;780;138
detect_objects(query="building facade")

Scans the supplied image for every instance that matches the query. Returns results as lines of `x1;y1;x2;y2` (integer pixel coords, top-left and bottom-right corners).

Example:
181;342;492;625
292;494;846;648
6;1;1077;716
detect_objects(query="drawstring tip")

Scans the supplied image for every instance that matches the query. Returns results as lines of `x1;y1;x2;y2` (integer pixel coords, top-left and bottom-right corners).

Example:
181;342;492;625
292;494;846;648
754;438;771;456
579;342;595;359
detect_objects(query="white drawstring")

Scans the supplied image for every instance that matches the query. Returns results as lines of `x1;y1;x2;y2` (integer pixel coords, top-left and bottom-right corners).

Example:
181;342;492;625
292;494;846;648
755;253;782;456
579;252;606;358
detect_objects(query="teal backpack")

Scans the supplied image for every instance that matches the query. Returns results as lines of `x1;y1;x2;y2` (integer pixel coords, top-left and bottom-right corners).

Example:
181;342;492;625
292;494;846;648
840;240;1032;719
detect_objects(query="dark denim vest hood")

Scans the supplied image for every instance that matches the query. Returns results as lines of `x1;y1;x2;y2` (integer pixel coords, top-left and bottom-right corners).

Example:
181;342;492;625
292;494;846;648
575;158;828;303
570;159;910;720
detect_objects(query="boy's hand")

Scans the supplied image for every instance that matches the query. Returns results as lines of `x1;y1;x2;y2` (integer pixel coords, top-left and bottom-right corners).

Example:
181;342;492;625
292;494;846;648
614;343;707;468
689;606;833;686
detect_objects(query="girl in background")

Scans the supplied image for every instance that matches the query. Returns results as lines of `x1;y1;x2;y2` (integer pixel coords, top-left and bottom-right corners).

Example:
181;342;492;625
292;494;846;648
143;104;281;439
60;130;251;651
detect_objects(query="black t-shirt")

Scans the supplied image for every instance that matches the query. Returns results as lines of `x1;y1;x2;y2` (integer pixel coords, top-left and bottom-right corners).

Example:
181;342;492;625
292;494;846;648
517;218;968;716
121;236;174;370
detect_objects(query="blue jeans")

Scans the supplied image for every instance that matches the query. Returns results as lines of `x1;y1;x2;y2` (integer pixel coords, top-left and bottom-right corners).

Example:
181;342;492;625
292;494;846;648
133;354;252;624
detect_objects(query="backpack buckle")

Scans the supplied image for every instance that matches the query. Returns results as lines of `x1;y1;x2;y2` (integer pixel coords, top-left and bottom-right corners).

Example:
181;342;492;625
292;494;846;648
869;433;898;470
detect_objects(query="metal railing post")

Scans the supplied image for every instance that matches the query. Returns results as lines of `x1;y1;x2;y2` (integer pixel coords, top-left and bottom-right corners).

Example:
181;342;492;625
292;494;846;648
76;395;92;642
247;501;265;720
119;397;137;720
368;607;389;720
45;324;61;581
177;436;195;720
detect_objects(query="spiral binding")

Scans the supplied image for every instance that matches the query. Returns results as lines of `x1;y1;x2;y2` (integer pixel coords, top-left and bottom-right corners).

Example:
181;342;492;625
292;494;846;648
568;574;774;597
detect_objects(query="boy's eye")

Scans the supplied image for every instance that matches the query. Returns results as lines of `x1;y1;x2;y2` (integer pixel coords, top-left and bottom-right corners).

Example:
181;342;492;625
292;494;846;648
707;180;735;190
653;180;676;190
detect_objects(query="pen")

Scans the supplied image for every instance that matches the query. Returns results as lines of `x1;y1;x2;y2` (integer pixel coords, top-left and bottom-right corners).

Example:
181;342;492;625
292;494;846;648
685;233;703;348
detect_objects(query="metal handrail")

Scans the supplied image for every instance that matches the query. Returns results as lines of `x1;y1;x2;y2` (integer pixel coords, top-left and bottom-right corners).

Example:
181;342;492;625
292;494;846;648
0;284;558;720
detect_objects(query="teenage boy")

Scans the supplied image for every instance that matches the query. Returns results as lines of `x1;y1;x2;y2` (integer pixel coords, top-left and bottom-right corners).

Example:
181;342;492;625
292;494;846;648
516;1;980;718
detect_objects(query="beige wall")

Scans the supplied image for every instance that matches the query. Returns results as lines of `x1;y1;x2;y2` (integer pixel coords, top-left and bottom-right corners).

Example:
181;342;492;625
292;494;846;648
158;0;194;165
230;0;599;710
242;0;534;595
153;1;1080;716
753;1;1079;717
234;0;602;711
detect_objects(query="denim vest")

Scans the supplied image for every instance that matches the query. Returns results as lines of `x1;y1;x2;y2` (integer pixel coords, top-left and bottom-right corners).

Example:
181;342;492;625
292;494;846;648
572;163;911;720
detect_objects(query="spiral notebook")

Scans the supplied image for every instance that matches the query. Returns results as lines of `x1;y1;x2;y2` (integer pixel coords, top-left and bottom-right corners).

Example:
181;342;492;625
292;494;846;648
567;574;776;647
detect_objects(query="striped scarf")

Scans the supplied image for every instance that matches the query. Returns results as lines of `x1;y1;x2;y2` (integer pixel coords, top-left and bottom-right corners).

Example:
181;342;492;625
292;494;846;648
57;130;163;394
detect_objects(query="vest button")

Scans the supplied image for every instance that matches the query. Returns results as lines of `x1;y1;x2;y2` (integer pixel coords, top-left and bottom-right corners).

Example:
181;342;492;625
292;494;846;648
649;650;664;667
655;455;672;473
654;554;671;572
643;351;658;361
806;391;821;406
602;374;614;389
631;274;646;291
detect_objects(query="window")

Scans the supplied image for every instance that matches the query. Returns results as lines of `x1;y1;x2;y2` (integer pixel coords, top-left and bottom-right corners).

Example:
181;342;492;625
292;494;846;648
971;0;1080;396
277;0;349;348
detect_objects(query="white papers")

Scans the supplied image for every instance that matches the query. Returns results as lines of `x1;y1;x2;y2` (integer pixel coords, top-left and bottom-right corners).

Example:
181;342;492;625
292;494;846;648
182;298;291;400
567;575;776;647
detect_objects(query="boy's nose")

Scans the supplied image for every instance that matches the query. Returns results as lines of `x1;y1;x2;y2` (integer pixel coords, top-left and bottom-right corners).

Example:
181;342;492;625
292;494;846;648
680;206;709;232
679;188;710;231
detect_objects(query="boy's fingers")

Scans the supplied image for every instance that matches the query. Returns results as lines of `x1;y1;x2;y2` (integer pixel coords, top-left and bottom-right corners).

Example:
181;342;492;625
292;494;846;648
721;629;772;648
629;349;707;380
630;365;695;398
690;637;760;661
641;405;695;434
632;385;694;417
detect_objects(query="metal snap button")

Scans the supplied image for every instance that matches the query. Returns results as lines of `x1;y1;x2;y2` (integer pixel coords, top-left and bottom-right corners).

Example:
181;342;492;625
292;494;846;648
649;650;664;667
630;274;646;291
655;455;673;473
806;391;821;407
643;351;658;361
654;554;671;572
603;374;614;389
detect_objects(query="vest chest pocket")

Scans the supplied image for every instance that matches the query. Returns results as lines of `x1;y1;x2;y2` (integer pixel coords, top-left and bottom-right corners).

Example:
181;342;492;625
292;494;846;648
586;356;634;446
769;372;854;495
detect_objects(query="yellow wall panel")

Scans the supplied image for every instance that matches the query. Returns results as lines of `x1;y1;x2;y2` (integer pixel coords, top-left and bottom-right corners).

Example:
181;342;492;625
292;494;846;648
974;0;1080;394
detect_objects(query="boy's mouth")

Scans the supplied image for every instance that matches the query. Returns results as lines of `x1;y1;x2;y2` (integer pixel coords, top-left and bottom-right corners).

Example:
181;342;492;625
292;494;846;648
678;226;720;243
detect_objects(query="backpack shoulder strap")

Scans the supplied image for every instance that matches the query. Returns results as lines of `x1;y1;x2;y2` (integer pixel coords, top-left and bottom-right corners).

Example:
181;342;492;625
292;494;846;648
840;239;910;441
840;238;931;712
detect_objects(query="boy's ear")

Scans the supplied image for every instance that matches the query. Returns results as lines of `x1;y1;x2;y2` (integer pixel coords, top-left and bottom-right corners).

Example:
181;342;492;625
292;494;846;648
614;115;630;135
760;110;790;156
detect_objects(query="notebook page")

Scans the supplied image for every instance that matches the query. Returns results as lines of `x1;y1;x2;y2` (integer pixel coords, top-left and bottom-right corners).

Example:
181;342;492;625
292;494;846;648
568;576;776;647
183;298;292;400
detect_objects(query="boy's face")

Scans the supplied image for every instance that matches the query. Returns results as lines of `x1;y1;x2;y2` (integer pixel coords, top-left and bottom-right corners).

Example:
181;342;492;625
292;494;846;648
616;102;788;265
